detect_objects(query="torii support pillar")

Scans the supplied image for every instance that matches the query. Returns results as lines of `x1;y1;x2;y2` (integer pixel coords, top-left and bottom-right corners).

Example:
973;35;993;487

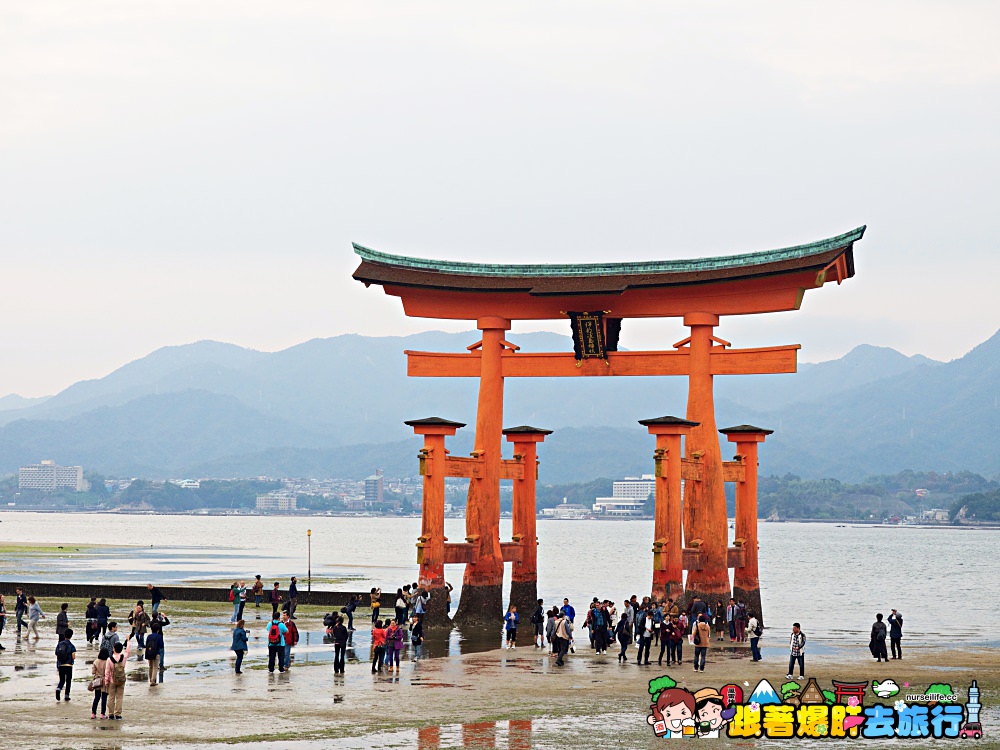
407;416;466;628
721;424;773;627
639;416;698;604
504;425;552;617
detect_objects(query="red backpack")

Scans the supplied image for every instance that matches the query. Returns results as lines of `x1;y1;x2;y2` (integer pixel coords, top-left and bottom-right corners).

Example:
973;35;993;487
268;622;282;645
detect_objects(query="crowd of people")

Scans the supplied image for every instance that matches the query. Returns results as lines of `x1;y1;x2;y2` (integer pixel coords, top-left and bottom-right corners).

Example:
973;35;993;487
516;594;765;673
0;578;906;725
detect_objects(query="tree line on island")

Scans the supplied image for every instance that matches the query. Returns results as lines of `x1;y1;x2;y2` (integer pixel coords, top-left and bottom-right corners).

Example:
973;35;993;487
2;469;998;522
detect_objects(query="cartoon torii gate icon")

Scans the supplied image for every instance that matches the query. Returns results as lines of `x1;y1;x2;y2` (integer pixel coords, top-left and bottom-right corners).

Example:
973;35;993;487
353;226;864;628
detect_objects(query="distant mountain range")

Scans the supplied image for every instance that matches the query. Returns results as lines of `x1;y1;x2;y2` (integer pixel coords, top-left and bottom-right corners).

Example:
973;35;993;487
1;328;997;483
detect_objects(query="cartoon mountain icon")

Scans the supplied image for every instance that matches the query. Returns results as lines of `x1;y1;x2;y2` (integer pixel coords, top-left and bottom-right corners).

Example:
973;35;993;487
748;679;782;705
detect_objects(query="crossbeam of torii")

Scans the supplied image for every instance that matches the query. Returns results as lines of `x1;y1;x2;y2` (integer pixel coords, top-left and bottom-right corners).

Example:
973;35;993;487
353;225;865;627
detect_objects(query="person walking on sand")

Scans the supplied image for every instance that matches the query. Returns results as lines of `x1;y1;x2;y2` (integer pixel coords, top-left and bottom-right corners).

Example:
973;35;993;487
28;596;44;639
147;583;166;615
266;614;288;673
331;615;349;674
129;602;150;659
387;618;404;670
90;646;110;719
713;600;726;641
15;587;28;637
0;593;7;650
55;627;76;701
282;612;299;668
787;622;806;680
344;594;358;631
252;576;264;613
104;635;132;720
615;609;631;662
748;612;763;662
288;577;299;620
56;602;69;640
270;582;282;618
409;615;424;659
95;598;110;640
231;619;248;674
145;623;164;685
84;598;97;644
693;614;710;672
504;604;519;649
531;599;545;648
100;621;121;655
553;611;573;667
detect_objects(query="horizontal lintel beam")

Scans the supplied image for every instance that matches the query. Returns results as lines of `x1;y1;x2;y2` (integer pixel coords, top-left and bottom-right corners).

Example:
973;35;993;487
406;345;799;378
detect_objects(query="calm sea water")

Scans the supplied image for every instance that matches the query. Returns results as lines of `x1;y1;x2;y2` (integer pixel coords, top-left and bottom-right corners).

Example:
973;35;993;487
1;512;996;645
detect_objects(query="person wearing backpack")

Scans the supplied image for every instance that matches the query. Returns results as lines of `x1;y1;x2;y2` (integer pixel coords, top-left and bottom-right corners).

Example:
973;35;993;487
736;601;749;642
100;621;121;655
55;628;76;701
614;611;631;663
90;646;110;719
231;618;249;674
748;612;763;662
266;615;288;673
144;623;164;685
530;599;544;648
104;634;132;720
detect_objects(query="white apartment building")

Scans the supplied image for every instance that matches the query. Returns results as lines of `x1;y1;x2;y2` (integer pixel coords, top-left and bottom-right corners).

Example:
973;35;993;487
19;460;86;492
593;474;655;517
256;493;297;511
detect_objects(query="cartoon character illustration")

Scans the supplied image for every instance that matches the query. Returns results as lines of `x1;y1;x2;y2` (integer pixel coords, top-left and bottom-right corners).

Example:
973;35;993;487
647;678;697;739
693;688;737;737
872;679;900;699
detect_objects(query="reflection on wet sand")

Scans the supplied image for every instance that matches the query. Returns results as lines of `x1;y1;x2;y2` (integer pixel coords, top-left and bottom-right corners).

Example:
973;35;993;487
418;720;532;749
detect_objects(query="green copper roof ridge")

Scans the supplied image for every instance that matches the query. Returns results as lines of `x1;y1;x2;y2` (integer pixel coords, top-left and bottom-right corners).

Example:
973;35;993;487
353;226;865;278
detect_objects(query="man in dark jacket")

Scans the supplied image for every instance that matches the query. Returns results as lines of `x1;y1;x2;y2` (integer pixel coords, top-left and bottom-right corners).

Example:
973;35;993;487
888;609;903;660
288;577;299;620
870;613;888;662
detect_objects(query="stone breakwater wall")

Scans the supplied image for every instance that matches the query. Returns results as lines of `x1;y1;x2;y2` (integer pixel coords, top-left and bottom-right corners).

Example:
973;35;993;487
0;581;368;607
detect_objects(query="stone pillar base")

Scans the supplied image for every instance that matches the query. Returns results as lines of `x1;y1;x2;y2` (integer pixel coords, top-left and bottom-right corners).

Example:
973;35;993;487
454;583;503;629
508;579;538;621
682;583;732;616
733;585;763;629
420;585;452;629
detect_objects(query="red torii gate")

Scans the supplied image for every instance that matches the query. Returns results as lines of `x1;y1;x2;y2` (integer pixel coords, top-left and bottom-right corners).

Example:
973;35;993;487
354;226;864;627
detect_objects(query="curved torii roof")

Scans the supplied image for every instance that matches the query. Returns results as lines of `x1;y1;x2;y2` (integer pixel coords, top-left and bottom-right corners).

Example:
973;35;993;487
352;226;865;320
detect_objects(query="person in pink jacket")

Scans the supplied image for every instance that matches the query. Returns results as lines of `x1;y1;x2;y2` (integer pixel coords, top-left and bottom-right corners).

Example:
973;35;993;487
103;634;131;720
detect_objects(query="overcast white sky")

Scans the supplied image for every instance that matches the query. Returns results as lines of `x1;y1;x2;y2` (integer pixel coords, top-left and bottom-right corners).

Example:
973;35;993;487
2;2;998;397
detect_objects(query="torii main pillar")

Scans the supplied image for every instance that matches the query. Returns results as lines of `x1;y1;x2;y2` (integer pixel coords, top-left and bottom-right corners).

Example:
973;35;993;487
678;312;732;604
454;317;510;628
